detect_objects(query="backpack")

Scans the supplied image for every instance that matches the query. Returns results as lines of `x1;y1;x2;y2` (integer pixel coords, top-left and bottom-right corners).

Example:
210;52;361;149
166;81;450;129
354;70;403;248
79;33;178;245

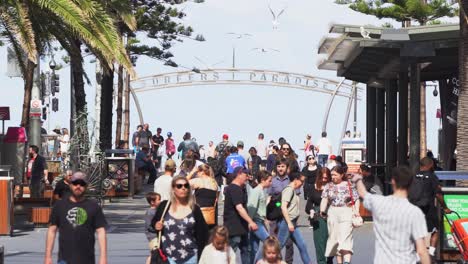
266;186;294;221
408;171;435;207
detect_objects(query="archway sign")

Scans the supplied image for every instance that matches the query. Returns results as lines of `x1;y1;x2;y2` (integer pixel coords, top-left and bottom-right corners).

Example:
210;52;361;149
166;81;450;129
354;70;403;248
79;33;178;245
129;68;360;140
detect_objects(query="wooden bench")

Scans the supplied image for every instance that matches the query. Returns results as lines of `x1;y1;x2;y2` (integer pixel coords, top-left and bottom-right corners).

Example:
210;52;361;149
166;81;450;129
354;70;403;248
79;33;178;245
14;197;52;226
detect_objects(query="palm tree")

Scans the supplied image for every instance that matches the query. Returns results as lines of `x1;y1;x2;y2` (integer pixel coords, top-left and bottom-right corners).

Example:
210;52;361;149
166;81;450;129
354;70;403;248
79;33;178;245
458;1;468;171
0;0;135;130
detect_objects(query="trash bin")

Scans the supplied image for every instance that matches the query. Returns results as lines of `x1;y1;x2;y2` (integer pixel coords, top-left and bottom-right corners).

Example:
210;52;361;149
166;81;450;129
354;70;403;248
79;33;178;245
0;165;13;236
104;157;135;198
1;127;27;185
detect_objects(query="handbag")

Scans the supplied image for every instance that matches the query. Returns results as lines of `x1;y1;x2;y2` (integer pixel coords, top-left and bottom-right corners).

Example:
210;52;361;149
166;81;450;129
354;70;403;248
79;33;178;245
200;188;219;225
149;202;171;264
347;181;363;228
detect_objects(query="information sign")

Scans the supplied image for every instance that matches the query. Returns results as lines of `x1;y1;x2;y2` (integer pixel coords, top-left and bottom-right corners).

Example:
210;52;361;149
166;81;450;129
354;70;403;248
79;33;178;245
443;194;468;249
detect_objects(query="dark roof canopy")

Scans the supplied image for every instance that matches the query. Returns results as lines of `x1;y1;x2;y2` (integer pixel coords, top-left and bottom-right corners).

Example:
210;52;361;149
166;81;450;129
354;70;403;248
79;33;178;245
317;24;459;85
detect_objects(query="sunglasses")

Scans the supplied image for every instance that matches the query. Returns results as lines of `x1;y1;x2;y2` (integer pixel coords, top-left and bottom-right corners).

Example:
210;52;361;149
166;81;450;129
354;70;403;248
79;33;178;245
175;183;190;189
282;148;290;150
308;157;315;160
71;180;87;187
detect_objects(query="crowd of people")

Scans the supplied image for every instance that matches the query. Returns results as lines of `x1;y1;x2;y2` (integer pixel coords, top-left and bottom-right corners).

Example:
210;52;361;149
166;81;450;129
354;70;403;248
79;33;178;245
44;126;452;264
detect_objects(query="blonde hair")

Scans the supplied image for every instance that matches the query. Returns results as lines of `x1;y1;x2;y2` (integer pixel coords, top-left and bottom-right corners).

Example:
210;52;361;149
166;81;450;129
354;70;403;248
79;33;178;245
170;175;195;210
210;225;229;244
197;164;215;178
262;236;282;261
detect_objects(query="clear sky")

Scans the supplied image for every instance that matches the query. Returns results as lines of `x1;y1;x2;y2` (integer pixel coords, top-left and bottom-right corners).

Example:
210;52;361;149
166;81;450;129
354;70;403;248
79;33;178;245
0;0;444;160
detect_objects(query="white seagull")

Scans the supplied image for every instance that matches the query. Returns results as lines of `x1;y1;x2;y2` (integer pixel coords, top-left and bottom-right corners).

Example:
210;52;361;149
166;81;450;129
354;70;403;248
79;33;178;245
251;47;280;53
360;26;371;39
269;5;287;30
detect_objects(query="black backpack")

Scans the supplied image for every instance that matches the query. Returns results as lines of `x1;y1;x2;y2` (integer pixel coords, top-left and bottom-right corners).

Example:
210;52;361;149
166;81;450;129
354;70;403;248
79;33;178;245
408;171;435;207
266;186;294;221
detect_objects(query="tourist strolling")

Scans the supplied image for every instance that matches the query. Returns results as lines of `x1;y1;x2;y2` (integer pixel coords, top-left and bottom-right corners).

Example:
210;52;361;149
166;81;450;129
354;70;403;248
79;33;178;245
256;133;268;161
280;143;300;174
268;158;294;264
316;132;332;167
187;164;219;228
139;123;153;149
45;172;107;264
224;166;258;264
28;145;48;198
247;170;273;264
301;154;320;199
53;169;73;200
320;166;359;264
151;176;209;264
225;146;246;184
247;147;262;179
215;134;232;158
358;163;383;195
408;157;452;258
277;173;313;264
165;132;176;159
256;236;287;264
153;160;177;201
266;145;279;172
198;226;236;264
151;127;164;171
132;125;142;152
352;167;431;264
177;132;199;159
305;167;333;264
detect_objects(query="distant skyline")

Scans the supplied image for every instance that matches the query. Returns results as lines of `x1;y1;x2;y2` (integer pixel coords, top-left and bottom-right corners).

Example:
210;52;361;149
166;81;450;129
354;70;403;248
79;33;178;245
0;0;445;158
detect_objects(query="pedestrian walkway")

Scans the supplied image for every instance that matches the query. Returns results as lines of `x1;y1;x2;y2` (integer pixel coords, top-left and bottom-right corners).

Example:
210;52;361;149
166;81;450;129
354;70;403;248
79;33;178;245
1;184;376;263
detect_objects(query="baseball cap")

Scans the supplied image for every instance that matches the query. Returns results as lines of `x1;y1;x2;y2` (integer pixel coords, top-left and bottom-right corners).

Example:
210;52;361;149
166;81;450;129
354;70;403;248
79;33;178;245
237;140;244;147
329;155;337;160
71;172;88;184
223;134;229;140
165;159;176;170
233;166;250;176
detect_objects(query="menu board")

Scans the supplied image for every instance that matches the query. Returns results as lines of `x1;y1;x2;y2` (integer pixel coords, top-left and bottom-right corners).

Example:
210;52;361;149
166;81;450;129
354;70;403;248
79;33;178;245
442;194;468;249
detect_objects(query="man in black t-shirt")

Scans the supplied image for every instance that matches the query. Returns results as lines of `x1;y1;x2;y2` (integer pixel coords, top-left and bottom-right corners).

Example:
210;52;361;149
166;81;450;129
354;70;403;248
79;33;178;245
151;127;164;170
53;169;73;200
224;167;258;264
45;172;108;264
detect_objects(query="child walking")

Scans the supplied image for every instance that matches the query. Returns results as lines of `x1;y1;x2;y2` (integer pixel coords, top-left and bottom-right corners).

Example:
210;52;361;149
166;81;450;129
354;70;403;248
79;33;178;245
144;192;161;264
199;226;236;264
256;236;287;264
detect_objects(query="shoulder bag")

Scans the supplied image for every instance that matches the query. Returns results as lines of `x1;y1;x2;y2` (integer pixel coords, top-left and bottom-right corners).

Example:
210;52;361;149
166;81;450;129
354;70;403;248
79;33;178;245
149;201;171;264
347;181;363;228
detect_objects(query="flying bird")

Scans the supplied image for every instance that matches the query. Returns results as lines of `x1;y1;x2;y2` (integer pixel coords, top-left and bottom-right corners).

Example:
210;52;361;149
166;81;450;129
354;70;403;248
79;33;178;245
360;26;371;39
251;47;280;53
269;5;287;30
227;32;253;39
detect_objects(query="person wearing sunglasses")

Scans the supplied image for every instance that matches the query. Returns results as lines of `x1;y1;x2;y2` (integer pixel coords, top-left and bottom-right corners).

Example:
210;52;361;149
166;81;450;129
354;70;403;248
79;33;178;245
152;176;209;264
45;172;108;264
280;143;300;175
301;155;320;200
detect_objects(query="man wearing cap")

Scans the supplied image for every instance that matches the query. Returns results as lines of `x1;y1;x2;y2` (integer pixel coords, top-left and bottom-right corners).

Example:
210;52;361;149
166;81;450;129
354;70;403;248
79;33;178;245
224;166;258;264
153;160;176;201
215;134;232;158
237;141;249;161
45;172;108;264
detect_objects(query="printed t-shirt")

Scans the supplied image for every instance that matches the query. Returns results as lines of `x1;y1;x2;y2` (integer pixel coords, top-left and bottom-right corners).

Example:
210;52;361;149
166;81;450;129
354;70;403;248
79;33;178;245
50;198;107;264
225;154;246;174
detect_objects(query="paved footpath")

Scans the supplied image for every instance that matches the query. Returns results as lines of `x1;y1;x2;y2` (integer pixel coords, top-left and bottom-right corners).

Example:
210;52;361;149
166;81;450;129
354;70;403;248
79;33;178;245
1;185;376;263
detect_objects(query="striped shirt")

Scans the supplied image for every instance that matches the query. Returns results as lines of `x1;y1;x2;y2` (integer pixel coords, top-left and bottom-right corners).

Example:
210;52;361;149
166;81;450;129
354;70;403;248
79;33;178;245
363;193;427;264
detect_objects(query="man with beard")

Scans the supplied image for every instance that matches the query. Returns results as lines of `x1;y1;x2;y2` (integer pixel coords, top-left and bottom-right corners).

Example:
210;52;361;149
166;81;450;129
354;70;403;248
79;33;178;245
268;159;295;264
45;172;108;264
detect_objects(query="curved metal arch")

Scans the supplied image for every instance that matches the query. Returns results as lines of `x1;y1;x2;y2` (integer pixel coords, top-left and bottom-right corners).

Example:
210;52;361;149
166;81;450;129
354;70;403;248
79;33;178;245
131;68;360;98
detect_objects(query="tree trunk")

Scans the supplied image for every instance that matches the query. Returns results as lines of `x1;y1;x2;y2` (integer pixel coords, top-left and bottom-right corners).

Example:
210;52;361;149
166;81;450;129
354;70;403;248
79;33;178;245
99;67;114;151
123;72;130;149
70;40;90;169
20;60;36;129
458;1;468;171
115;65;123;147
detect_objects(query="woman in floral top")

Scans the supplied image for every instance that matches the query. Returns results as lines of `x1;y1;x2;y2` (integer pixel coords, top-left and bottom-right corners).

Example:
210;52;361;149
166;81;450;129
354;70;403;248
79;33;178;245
319;166;359;264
